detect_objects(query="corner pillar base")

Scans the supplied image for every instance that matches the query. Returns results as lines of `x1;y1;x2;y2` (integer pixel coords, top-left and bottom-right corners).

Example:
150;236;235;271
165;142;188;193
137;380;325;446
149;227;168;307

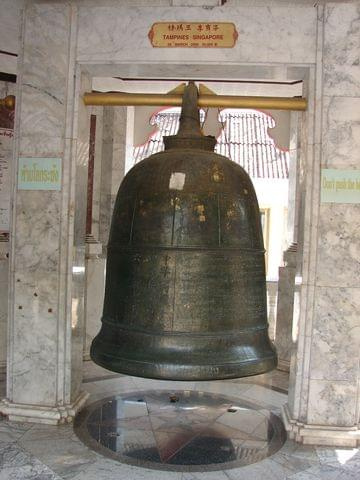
277;359;290;372
0;390;89;425
282;403;360;447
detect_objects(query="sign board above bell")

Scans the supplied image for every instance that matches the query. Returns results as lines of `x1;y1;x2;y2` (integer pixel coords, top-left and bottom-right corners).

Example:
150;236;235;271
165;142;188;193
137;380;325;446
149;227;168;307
148;22;238;48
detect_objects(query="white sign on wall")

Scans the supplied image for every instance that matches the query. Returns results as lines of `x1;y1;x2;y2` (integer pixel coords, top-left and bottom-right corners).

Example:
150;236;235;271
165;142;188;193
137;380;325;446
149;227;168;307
321;169;360;204
18;157;62;191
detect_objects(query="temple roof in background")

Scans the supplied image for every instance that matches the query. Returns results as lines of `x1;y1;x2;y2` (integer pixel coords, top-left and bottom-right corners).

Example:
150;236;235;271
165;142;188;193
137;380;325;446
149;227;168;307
133;108;289;179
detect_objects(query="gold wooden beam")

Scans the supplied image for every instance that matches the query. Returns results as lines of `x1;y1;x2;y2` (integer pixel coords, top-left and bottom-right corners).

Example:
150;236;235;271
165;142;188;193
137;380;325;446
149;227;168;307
0;95;15;110
83;91;306;111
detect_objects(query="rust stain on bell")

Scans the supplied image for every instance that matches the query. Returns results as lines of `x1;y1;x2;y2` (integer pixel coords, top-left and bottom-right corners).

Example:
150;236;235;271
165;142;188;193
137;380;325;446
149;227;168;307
91;82;277;380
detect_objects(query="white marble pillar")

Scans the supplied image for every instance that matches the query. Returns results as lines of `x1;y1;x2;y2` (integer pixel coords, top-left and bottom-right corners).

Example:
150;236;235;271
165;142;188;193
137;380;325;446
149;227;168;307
99;106;127;250
274;110;301;372
0;3;88;424
0;239;9;377
84;241;105;360
266;281;277;342
0;80;15;376
274;244;298;372
283;4;360;447
83;106;127;358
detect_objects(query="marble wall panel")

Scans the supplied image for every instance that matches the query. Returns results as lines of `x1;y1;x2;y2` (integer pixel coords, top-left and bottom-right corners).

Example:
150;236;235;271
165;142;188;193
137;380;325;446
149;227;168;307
73;141;89;246
322;96;360;169
173;0;220;6
0;0;23;58
275;265;296;370
309;286;360;384
323;4;360;97
287;279;317;424
18;88;65;158
5;1;85;416
91;107;103;240
13;191;61;274
99;108;114;248
11;192;61;404
19;4;71;157
70;246;86;402
315;204;360;288
0;257;9;372
11;269;59;405
77;5;317;65
84;257;105;357
111;107;127;196
307;379;358;427
70;72;92;401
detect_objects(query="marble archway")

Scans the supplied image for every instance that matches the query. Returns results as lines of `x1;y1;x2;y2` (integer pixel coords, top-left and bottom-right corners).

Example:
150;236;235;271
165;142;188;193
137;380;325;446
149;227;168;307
1;1;359;448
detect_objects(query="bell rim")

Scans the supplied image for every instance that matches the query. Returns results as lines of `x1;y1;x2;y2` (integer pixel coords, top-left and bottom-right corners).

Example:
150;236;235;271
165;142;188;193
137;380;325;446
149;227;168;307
90;341;277;381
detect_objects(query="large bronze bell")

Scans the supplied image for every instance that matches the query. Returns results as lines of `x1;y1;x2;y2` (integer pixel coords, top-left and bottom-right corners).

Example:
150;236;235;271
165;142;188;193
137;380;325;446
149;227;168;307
91;82;277;380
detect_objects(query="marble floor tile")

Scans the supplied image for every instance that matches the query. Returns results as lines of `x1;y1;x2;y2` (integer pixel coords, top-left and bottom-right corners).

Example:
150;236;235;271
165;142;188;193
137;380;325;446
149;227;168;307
67;457;183;480
130;377;198;392
268;449;314;476
1;363;357;480
315;446;360;471
0;441;35;469
18;424;98;480
0;464;62;480
193;381;254;397
278;440;320;464
181;471;237;480
289;464;360;480
82;361;119;382
0;440;61;480
224;457;296;480
241;384;287;409
287;470;322;479
0;419;33;443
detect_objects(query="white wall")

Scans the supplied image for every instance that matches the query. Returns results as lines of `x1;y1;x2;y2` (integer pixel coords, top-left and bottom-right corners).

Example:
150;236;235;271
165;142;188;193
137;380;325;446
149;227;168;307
0;0;23;74
253;178;289;280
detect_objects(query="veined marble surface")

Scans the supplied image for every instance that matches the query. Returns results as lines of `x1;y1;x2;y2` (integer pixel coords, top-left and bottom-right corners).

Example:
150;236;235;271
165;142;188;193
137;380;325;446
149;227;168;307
316;204;360;288
84;255;105;358
77;4;317;65
6;2;85;415
322;96;360;169
0;363;360;480
274;264;297;371
287;0;360;439
5;0;360;455
323;3;360;97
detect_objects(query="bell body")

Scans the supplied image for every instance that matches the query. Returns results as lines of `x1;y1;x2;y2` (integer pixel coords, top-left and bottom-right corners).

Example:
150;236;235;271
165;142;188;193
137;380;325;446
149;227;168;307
90;144;277;380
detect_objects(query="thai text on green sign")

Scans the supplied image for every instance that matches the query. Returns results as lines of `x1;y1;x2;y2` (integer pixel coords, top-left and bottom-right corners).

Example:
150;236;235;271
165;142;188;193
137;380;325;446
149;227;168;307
18;157;61;190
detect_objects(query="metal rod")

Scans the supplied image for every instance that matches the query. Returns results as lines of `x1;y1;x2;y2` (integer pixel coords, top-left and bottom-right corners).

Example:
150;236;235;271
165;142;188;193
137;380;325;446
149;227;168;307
83;92;307;111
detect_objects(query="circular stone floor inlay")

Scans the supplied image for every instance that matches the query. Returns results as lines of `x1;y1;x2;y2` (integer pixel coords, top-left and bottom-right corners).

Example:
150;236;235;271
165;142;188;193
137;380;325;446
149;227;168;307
74;390;286;472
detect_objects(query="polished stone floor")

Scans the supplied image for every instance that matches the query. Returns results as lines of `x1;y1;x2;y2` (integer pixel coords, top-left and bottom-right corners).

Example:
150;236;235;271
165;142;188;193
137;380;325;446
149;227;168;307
74;389;286;471
1;363;360;479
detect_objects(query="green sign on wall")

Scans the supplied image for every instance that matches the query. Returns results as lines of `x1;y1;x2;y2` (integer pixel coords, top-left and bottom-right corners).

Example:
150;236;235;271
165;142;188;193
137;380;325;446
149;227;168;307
18;157;62;191
321;169;360;204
